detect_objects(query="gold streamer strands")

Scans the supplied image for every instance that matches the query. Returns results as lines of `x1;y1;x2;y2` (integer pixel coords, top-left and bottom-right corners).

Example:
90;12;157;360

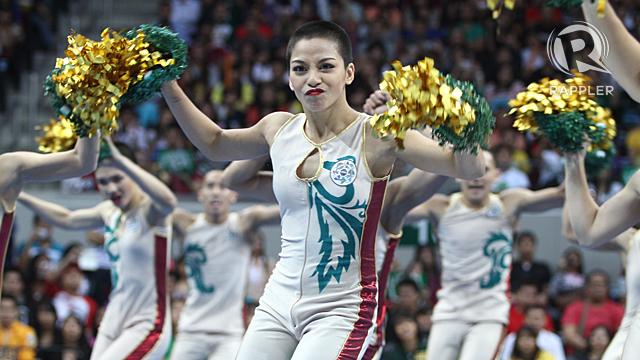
370;58;475;149
52;28;176;136
508;72;598;134
35;118;78;153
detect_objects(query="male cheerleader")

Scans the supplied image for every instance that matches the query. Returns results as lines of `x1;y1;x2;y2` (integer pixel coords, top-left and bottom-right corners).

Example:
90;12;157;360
404;151;564;360
169;170;279;360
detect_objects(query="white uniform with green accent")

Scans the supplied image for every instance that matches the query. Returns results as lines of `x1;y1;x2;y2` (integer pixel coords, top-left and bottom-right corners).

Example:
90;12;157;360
606;230;640;360
236;113;388;360
170;212;250;360
426;193;513;360
92;198;171;360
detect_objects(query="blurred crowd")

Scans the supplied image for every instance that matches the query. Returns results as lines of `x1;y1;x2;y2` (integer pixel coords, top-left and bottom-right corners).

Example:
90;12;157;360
1;0;640;359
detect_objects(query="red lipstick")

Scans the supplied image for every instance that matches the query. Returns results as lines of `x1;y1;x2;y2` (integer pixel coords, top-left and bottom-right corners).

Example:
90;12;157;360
306;88;324;96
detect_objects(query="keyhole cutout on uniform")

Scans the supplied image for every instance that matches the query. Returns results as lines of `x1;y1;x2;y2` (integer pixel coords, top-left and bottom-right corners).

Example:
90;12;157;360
296;147;322;181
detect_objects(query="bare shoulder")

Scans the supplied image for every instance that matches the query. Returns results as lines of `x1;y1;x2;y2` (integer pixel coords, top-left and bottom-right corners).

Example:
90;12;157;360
261;111;297;145
427;194;452;216
172;208;197;231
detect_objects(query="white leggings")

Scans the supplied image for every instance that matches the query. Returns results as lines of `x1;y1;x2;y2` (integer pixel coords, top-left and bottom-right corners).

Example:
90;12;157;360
235;307;373;360
169;332;243;360
90;320;171;360
426;321;506;360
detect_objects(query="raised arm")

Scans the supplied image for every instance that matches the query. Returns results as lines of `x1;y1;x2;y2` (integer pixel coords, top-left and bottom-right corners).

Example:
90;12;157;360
161;81;283;161
241;205;281;235
561;203;633;251
564;145;640;246
394;131;485;180
501;183;565;218
103;138;177;217
18;192;106;230
381;169;449;234
582;1;640;102
172;207;197;242
221;156;277;202
13;134;100;183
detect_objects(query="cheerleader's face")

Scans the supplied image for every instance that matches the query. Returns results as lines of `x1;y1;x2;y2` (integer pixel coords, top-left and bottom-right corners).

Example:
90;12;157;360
288;38;354;113
458;151;500;204
95;166;137;210
198;170;237;218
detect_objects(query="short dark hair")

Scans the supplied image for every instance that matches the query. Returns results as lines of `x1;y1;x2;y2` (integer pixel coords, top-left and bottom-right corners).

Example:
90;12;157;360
396;278;420;293
514;281;541;294
286;20;353;69
524;305;546;316
511;326;541;359
516;231;537;245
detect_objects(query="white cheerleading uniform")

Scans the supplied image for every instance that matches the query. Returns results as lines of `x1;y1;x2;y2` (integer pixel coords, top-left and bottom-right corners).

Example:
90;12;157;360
426;193;512;360
170;212;250;360
362;228;402;360
91;198;171;360
611;230;640;360
235;113;388;360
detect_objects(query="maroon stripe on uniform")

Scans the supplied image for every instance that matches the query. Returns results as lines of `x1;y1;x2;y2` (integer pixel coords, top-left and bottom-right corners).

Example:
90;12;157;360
336;179;387;360
0;212;15;295
361;235;401;360
125;234;168;359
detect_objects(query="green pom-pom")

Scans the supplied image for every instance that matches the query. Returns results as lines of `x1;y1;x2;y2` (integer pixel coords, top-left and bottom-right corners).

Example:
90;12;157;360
433;75;495;154
98;141;112;163
544;0;584;8
535;112;591;152
585;146;615;176
120;24;188;103
43;67;98;138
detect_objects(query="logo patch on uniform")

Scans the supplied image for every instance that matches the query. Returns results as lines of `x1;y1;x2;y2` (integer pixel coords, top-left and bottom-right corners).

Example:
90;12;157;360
330;159;357;186
125;216;140;231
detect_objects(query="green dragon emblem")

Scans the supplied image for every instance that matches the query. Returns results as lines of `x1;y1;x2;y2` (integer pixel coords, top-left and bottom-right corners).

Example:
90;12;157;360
104;214;121;291
310;156;368;293
480;232;512;289
184;243;214;293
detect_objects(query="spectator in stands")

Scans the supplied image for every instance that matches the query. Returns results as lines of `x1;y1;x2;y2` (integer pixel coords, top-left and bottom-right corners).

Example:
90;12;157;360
51;265;97;330
508;283;554;335
494;144;531;191
549;248;585;313
2;269;28;324
561;270;624;356
24;254;56;305
33;300;61;360
169;0;201;45
380;313;427;360
502;306;565;360
156;124;196;193
0;295;36;359
18;216;63;270
588;167;624;206
511;232;552;292
59;315;91;360
508;326;556;360
406;245;440;306
416;306;432;344
245;230;274;306
574;325;611;360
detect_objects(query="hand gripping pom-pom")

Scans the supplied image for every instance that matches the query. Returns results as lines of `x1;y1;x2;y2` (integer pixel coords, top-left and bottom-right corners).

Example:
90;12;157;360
370;57;495;153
